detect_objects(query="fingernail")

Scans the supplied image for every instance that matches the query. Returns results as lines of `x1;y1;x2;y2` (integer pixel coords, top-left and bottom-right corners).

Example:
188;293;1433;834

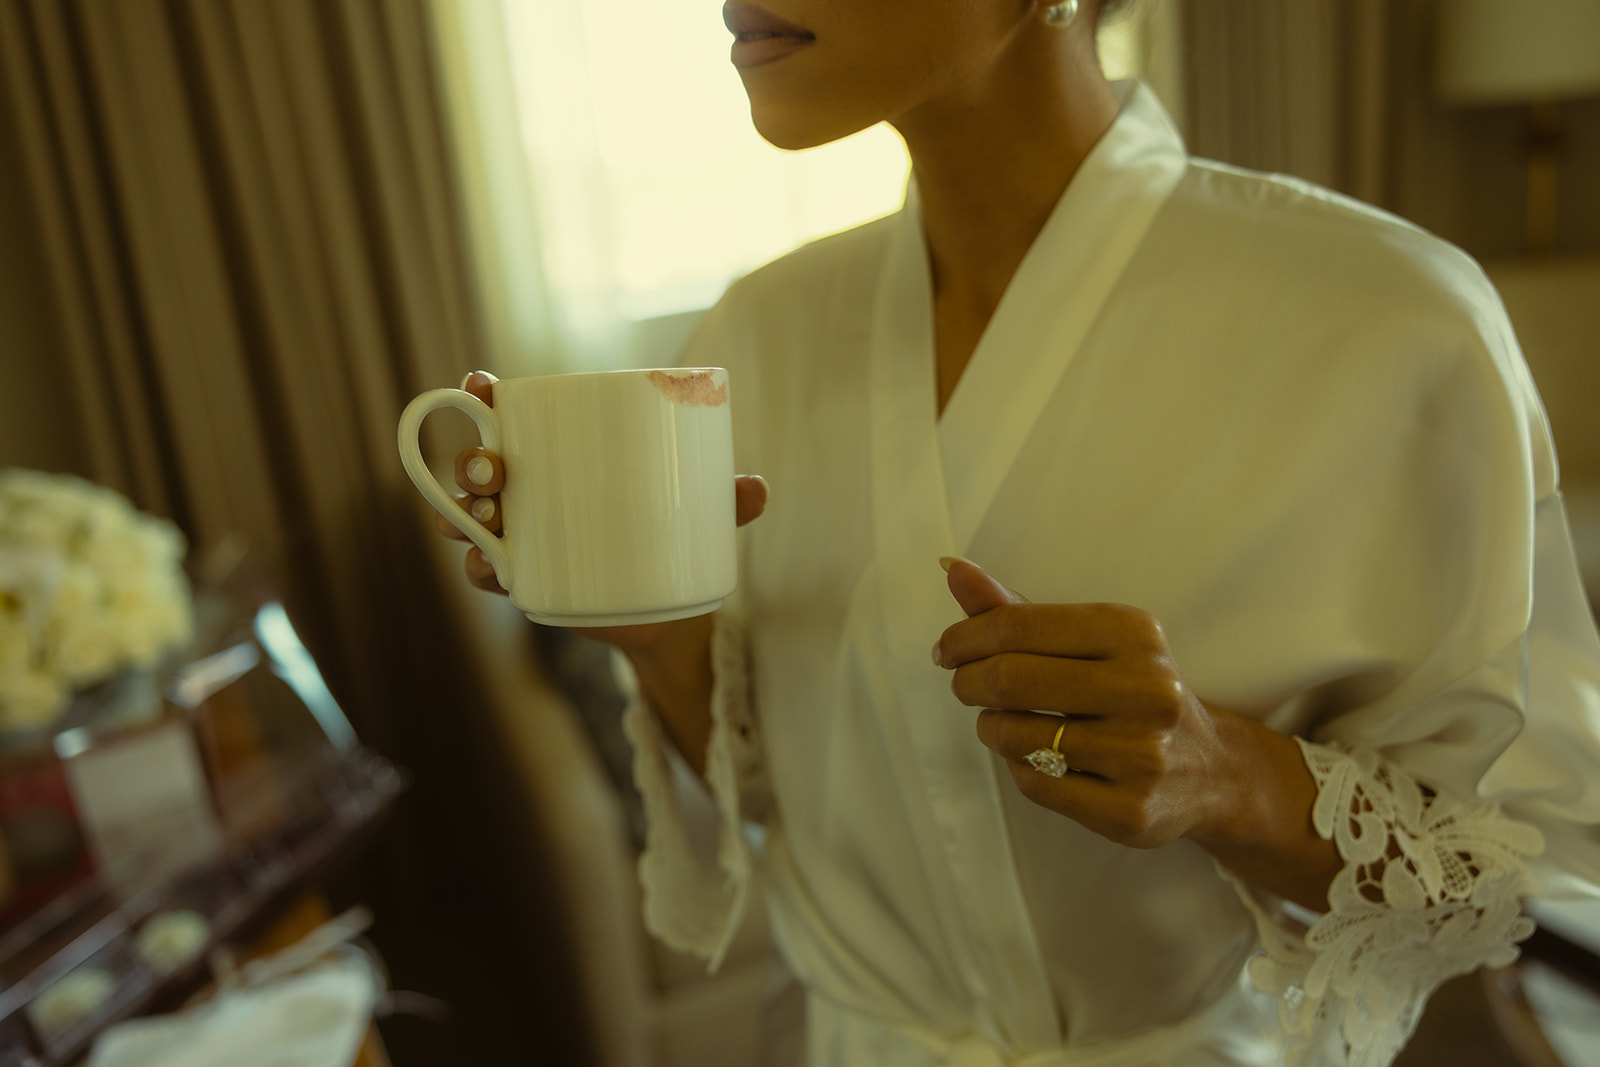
459;372;475;390
939;555;978;573
931;639;945;668
751;474;769;490
467;456;494;485
471;497;496;523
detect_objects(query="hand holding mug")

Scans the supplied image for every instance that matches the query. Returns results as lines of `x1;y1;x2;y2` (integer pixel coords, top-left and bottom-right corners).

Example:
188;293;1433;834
400;367;762;633
437;373;768;597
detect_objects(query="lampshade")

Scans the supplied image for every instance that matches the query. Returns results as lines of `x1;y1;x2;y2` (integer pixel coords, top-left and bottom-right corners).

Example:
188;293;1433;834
1436;0;1600;104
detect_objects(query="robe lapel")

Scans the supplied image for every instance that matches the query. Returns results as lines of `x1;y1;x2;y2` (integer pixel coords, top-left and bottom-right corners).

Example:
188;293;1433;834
866;170;1063;1053
938;82;1190;554
859;83;1193;1053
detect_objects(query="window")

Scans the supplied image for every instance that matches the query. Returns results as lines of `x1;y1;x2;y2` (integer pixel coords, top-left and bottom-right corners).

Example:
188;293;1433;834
435;1;1169;370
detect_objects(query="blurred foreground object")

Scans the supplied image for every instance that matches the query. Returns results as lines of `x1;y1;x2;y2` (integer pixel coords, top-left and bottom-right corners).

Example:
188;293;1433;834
1435;0;1600;254
0;545;404;1066
84;906;379;1067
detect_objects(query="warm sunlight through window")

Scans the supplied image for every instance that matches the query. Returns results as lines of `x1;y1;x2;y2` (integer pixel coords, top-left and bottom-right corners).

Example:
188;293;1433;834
502;2;1147;323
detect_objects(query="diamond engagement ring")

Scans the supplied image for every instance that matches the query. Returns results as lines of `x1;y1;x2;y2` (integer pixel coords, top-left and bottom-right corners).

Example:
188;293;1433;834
1025;721;1070;778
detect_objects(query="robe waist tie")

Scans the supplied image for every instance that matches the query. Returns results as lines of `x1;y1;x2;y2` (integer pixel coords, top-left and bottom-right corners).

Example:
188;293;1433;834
804;970;1274;1067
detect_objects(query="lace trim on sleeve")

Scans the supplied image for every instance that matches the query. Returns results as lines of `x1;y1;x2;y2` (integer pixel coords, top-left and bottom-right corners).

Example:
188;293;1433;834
1224;738;1545;1067
621;606;769;972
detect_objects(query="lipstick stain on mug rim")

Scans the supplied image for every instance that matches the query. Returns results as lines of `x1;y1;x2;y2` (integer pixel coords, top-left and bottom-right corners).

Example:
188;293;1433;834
648;369;728;407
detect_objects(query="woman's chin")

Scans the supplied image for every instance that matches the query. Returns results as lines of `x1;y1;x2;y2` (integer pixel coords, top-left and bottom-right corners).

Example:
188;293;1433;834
746;103;877;153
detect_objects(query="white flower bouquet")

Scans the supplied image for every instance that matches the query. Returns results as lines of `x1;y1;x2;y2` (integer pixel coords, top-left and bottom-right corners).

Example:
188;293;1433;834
0;470;194;736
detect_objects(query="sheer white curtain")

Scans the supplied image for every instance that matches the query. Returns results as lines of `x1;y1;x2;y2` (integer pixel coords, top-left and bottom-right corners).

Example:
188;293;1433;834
431;0;911;374
430;0;1176;377
430;0;569;374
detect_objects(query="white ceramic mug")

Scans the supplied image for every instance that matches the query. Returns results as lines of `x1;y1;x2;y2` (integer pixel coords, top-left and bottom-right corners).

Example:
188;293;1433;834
398;368;737;627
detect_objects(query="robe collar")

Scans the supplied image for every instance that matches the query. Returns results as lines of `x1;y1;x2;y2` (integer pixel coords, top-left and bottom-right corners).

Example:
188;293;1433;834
861;81;1191;1053
893;79;1191;554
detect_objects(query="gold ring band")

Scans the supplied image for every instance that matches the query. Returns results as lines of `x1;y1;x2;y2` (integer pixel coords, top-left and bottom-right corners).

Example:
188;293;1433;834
1025;720;1072;778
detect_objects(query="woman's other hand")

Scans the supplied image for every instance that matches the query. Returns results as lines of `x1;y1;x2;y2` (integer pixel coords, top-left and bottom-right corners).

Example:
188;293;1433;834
931;557;1340;911
931;558;1231;850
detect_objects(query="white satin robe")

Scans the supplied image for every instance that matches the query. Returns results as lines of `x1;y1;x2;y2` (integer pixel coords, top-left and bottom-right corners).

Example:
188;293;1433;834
622;82;1600;1067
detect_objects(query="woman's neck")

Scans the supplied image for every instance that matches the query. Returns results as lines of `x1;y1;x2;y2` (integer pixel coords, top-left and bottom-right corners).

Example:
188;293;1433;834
892;29;1120;316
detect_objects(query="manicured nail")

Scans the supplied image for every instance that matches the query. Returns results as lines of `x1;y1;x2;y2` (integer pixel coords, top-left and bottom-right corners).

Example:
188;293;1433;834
939;555;979;573
467;456;494;485
459;372;476;390
931;639;945;668
470;497;495;523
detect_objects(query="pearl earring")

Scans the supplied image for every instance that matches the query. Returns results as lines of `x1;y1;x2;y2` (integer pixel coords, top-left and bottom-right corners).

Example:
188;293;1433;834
1042;0;1079;27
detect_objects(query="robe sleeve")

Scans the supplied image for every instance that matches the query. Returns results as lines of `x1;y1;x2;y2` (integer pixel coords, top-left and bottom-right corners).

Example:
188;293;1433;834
618;569;772;974
1217;289;1600;1066
1220;738;1545;1067
612;277;777;971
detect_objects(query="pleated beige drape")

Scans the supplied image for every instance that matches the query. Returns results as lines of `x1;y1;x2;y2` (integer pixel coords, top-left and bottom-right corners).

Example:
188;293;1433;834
0;2;630;1056
1180;0;1397;209
1175;0;1583;278
0;0;541;955
0;0;484;744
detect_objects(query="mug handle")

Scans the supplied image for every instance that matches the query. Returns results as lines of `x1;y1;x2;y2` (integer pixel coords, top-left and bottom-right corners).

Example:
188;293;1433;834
397;388;514;589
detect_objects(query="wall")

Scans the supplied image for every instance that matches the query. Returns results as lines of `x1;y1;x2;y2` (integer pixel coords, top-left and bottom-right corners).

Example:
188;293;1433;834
0;71;87;478
1389;0;1600;591
1486;259;1600;488
1487;256;1600;603
1388;0;1600;262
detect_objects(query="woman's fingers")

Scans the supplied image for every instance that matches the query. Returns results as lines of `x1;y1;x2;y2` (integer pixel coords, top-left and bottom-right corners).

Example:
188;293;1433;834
451;372;501;526
455;447;504;495
977;706;1208;849
443;372;506;594
999;759;1153;842
937;601;1169;668
462;370;497;405
435;501;466;541
975;709;1112;777
976;707;1186;785
464;545;509;595
948;651;1179;723
735;474;769;527
434;492;503;539
460;491;502;534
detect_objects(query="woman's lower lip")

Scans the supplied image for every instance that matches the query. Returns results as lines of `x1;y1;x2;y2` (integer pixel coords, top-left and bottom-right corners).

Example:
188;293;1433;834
730;35;814;69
